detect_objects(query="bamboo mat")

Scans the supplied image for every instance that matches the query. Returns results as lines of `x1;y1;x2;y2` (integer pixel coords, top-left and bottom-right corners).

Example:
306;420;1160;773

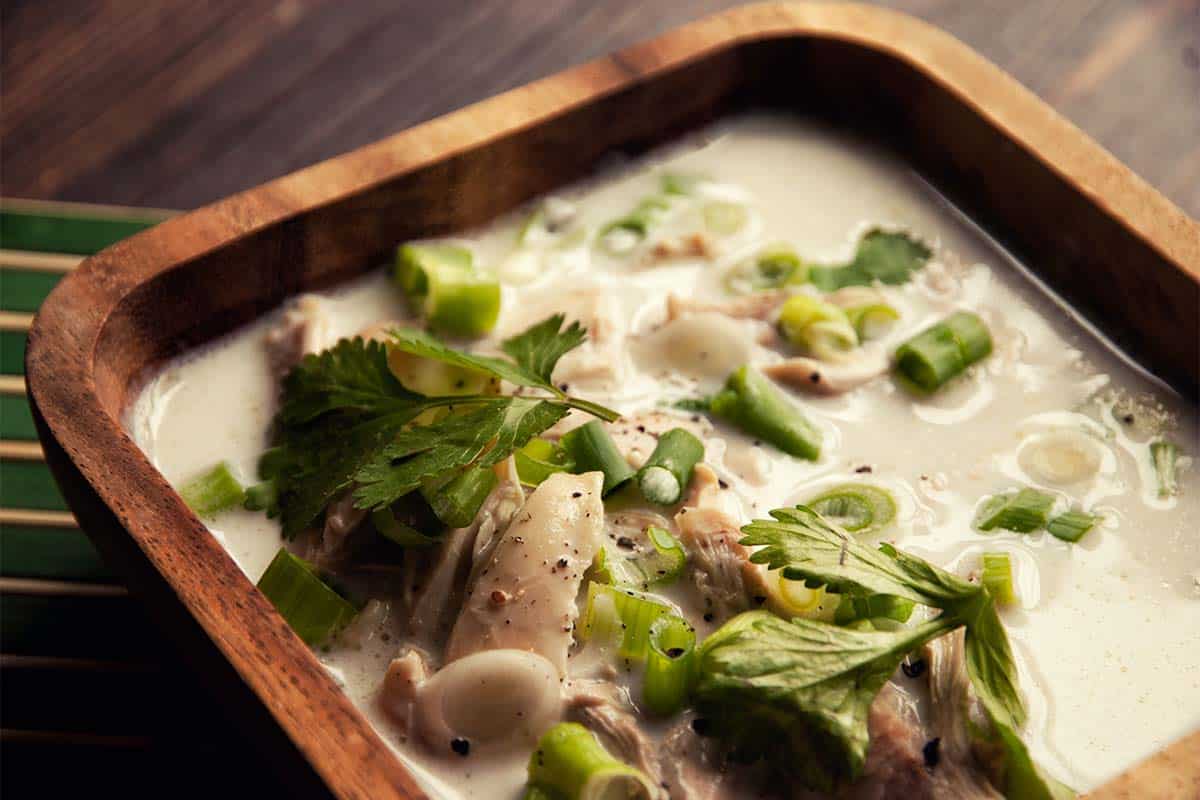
0;201;282;796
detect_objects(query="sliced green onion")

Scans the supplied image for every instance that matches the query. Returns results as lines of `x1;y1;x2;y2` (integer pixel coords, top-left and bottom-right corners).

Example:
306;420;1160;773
1046;510;1097;543
420;465;498;529
975;488;1056;533
661;173;705;195
598;197;672;255
709;366;822;460
845;303;900;340
980;552;1017;605
592;525;686;590
180;461;245;518
525;722;657;800
777;294;858;360
636;428;704;505
257;548;359;646
561;421;637;497
582;582;674;660
767;570;827;618
893;310;992;393
642;614;696;716
393;243;500;337
1150;440;1179;498
833;594;915;627
515;438;574;487
722;244;806;294
702;201;747;236
243;478;279;516
805;484;897;533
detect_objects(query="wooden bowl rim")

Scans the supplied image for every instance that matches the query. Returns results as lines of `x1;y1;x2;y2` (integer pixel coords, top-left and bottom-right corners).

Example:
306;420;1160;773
24;4;1200;799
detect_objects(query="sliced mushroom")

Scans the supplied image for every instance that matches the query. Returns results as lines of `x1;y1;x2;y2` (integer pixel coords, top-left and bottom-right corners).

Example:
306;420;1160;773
412;649;563;753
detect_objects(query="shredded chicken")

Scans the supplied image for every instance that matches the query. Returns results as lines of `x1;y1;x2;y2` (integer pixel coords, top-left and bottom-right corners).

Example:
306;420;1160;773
674;464;770;624
762;350;889;396
645;232;716;264
567;682;668;798
307;490;368;567
666;290;787;323
263;294;332;379
405;458;525;648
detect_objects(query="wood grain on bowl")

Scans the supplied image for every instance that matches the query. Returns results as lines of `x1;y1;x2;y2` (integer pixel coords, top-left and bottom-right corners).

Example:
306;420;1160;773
23;4;1200;799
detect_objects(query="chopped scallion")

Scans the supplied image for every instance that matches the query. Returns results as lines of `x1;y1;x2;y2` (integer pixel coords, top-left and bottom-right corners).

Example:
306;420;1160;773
371;507;443;547
702;201;747;236
722;244;806;294
515;438;574;487
581;582;674;660
642;614;696;716
524;723;657;800
893;310;992;393
256;548;359;646
833;594;915;628
845;303;900;340
592;525;686;589
420;465;498;529
777;294;858;360
1046;510;1097;543
597;197;672;255
636;428;704;505
975;488;1055;533
1150;440;1179;498
561;420;636;497
179;461;245;518
393;243;500;337
709;366;822;460
805;484;897;533
980;552;1017;605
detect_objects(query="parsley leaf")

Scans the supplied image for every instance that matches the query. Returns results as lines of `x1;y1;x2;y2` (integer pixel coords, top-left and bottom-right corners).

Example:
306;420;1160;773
262;317;617;538
807;229;931;291
501;313;588;385
729;505;1074;798
695;610;957;790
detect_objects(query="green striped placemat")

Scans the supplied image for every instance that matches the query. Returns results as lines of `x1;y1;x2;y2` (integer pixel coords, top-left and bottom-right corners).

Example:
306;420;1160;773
0;199;171;636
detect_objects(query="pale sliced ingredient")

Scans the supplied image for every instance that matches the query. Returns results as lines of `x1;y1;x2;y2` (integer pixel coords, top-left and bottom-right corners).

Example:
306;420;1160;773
413;649;563;752
1017;430;1103;486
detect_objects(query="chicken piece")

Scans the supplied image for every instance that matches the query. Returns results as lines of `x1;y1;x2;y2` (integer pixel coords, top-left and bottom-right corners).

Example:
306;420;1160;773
633;312;757;386
405;458;525;648
307;489;368;567
607;410;714;470
660;719;749;800
379;649;431;737
674;465;769;624
444;471;604;675
567;682;666;794
826;286;888;309
762;350;889;396
666;290;786;323
264;294;332;379
645;232;716;264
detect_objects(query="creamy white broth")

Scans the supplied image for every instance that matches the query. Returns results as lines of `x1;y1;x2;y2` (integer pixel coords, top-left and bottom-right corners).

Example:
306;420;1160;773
128;115;1198;797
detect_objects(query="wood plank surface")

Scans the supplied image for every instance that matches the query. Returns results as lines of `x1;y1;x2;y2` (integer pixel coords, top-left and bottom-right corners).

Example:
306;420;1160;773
2;1;1197;217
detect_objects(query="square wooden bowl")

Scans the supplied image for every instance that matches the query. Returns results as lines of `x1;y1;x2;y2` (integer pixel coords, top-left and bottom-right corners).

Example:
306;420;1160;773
24;4;1200;798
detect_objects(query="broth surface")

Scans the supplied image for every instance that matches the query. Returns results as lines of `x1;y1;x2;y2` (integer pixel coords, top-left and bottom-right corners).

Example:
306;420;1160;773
128;115;1198;798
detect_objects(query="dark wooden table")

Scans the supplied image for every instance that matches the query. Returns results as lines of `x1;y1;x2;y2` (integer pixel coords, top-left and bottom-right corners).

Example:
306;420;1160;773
1;1;1197;797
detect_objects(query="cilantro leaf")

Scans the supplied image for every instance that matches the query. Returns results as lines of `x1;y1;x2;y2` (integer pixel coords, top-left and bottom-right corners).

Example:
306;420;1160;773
280;338;422;426
351;398;568;509
389;317;617;421
501;313;587;385
694;610;957;790
807;229;931;291
262;316;617;538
